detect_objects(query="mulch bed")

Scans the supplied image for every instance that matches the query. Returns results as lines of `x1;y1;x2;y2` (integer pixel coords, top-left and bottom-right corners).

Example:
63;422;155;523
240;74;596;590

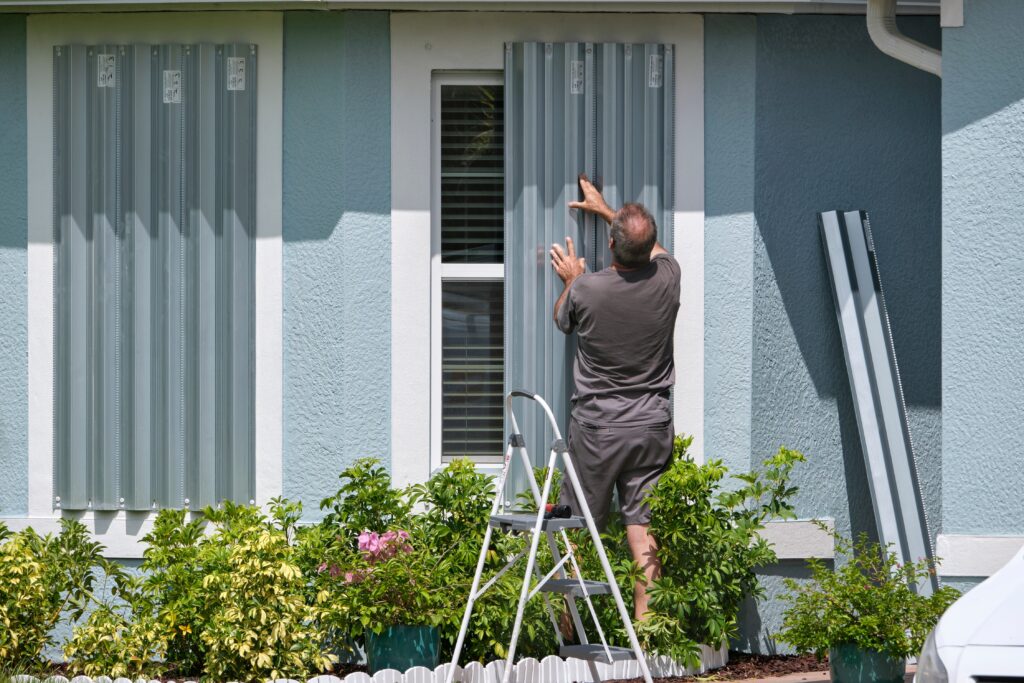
599;651;828;683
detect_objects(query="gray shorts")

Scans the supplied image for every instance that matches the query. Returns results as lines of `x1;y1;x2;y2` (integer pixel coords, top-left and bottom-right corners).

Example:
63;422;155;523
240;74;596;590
557;415;673;531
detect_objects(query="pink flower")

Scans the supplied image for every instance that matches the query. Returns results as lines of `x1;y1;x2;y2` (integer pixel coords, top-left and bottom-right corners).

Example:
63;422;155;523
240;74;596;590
317;562;328;574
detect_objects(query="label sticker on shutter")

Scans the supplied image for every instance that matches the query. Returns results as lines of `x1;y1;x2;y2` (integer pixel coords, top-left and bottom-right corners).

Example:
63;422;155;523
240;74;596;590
648;54;664;88
570;60;585;95
227;57;246;91
97;54;116;88
163;70;182;104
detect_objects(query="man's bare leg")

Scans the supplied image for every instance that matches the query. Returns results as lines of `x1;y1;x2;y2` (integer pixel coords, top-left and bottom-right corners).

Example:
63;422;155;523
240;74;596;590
626;524;662;620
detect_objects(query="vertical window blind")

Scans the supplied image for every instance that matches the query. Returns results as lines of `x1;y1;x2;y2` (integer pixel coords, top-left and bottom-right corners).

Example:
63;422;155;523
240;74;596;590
53;44;257;511
440;83;505;462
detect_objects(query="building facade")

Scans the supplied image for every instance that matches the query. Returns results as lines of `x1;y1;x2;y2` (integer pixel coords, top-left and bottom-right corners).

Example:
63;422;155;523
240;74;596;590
0;0;1019;652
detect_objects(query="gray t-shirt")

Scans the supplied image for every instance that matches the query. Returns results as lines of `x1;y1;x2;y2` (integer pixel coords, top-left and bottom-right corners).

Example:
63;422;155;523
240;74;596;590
555;253;681;425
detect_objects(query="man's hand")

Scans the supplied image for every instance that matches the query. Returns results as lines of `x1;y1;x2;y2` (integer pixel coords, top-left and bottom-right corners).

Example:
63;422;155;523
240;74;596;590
569;174;616;225
550;236;586;286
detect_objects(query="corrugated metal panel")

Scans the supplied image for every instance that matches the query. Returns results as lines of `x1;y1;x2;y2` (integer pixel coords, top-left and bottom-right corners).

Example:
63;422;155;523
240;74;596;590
53;43;257;511
820;210;937;594
504;42;674;500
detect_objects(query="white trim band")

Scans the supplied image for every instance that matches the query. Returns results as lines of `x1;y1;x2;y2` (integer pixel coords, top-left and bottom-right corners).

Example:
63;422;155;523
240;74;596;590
936;534;1024;578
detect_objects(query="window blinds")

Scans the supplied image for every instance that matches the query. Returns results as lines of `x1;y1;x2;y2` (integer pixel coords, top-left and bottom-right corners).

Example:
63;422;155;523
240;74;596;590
504;42;674;496
53;44;257;511
441;84;504;264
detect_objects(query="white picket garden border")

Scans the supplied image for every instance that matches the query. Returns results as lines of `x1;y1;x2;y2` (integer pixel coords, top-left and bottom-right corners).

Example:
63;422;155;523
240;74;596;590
8;647;727;683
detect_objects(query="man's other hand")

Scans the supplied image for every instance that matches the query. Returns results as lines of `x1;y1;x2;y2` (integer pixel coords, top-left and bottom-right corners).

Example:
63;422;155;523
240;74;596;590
551;237;586;286
569;174;616;225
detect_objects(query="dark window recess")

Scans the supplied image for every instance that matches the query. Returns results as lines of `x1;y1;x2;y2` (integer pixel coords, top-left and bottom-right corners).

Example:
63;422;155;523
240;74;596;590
441;280;504;462
440;84;504;263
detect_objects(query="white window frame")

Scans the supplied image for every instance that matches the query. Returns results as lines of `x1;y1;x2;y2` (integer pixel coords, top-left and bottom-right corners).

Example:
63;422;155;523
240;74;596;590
16;12;283;558
391;12;705;488
430;71;506;474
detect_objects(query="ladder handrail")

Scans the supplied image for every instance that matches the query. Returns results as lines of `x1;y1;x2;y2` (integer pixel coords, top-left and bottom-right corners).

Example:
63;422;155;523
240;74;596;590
506;389;563;442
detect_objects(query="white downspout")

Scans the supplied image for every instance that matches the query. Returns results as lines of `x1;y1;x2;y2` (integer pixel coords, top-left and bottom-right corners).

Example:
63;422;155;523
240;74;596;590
867;0;942;77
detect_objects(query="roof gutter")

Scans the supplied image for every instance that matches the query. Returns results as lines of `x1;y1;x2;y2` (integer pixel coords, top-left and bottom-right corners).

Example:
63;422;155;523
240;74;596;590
867;0;941;77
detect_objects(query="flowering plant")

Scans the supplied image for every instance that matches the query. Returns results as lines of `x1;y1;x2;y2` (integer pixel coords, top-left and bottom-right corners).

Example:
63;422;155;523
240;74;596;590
316;526;455;641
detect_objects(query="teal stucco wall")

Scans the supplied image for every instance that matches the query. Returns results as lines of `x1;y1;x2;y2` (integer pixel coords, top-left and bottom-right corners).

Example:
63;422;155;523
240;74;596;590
0;15;27;517
282;11;391;518
941;0;1024;540
704;13;942;652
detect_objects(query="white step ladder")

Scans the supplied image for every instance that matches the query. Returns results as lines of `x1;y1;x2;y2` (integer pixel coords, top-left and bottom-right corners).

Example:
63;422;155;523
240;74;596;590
445;390;654;683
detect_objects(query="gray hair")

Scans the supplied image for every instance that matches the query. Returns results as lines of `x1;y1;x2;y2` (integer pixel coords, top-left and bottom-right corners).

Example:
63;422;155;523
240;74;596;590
610;203;657;268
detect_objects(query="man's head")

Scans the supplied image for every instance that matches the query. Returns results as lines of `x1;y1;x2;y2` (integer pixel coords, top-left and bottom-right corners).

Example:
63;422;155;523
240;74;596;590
609;203;658;269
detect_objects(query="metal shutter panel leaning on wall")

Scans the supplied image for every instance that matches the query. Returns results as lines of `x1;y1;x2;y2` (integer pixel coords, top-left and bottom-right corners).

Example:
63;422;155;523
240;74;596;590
503;42;674;503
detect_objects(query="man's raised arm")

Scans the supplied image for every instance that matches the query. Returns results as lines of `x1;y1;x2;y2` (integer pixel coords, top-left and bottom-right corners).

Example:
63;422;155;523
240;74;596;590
569;174;666;257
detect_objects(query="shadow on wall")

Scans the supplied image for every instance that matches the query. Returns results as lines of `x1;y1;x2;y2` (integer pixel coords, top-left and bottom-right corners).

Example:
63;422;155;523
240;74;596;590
750;14;941;540
732;559;832;654
754;14;941;409
942;0;1024;135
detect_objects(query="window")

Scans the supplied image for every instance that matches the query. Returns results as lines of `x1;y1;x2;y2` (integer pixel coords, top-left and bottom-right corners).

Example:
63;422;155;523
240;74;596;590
431;73;505;466
52;43;257;511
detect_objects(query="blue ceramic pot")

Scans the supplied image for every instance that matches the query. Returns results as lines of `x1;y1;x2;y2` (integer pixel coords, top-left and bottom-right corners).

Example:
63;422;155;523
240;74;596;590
829;644;906;683
365;625;440;674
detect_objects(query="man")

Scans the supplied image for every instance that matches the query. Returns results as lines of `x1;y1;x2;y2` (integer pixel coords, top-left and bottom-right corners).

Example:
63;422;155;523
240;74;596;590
549;174;680;621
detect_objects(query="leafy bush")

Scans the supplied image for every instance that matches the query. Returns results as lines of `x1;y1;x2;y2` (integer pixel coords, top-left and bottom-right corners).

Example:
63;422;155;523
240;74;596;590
319;458;411;540
638;437;805;664
66;500;335;681
0;520;108;671
46;437;805;676
776;529;960;659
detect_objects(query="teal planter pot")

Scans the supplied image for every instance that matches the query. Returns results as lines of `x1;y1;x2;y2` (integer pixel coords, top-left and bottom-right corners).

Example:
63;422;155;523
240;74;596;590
365;625;440;674
829;644;906;683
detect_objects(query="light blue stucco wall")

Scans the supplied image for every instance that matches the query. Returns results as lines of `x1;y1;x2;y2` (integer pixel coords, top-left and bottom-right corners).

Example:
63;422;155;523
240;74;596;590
941;0;1024;537
704;15;756;481
704;13;942;652
0;15;27;517
282;11;391;518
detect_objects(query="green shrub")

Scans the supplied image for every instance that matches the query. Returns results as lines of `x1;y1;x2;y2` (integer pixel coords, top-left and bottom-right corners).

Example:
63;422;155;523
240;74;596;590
0;520;108;671
319;458;411;540
200;501;335;681
66;500;335;680
637;437;805;665
776;529;960;659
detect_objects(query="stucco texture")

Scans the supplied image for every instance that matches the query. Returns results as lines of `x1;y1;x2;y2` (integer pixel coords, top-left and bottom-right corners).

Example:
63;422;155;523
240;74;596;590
0;15;27;517
941;0;1024;536
282;11;391;519
705;13;942;651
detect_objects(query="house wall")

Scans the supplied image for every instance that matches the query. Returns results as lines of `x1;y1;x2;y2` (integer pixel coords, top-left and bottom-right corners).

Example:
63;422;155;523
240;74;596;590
703;13;942;652
941;0;1024;547
0;14;27;517
281;11;392;518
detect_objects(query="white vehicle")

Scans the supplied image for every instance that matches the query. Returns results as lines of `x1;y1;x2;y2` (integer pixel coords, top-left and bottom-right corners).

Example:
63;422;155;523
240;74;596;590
916;544;1024;683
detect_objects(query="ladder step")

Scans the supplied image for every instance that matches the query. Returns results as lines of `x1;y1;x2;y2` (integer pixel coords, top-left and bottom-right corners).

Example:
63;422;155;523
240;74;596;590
560;644;638;663
489;514;586;532
539;579;612;597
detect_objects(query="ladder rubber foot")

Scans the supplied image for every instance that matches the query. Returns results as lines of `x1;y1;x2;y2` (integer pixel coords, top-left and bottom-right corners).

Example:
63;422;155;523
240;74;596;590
489;514;586;532
539;579;612;597
560;644;639;663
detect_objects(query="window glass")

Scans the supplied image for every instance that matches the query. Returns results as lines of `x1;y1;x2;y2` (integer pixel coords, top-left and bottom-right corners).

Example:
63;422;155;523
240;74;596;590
441;280;504;462
440;84;504;263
